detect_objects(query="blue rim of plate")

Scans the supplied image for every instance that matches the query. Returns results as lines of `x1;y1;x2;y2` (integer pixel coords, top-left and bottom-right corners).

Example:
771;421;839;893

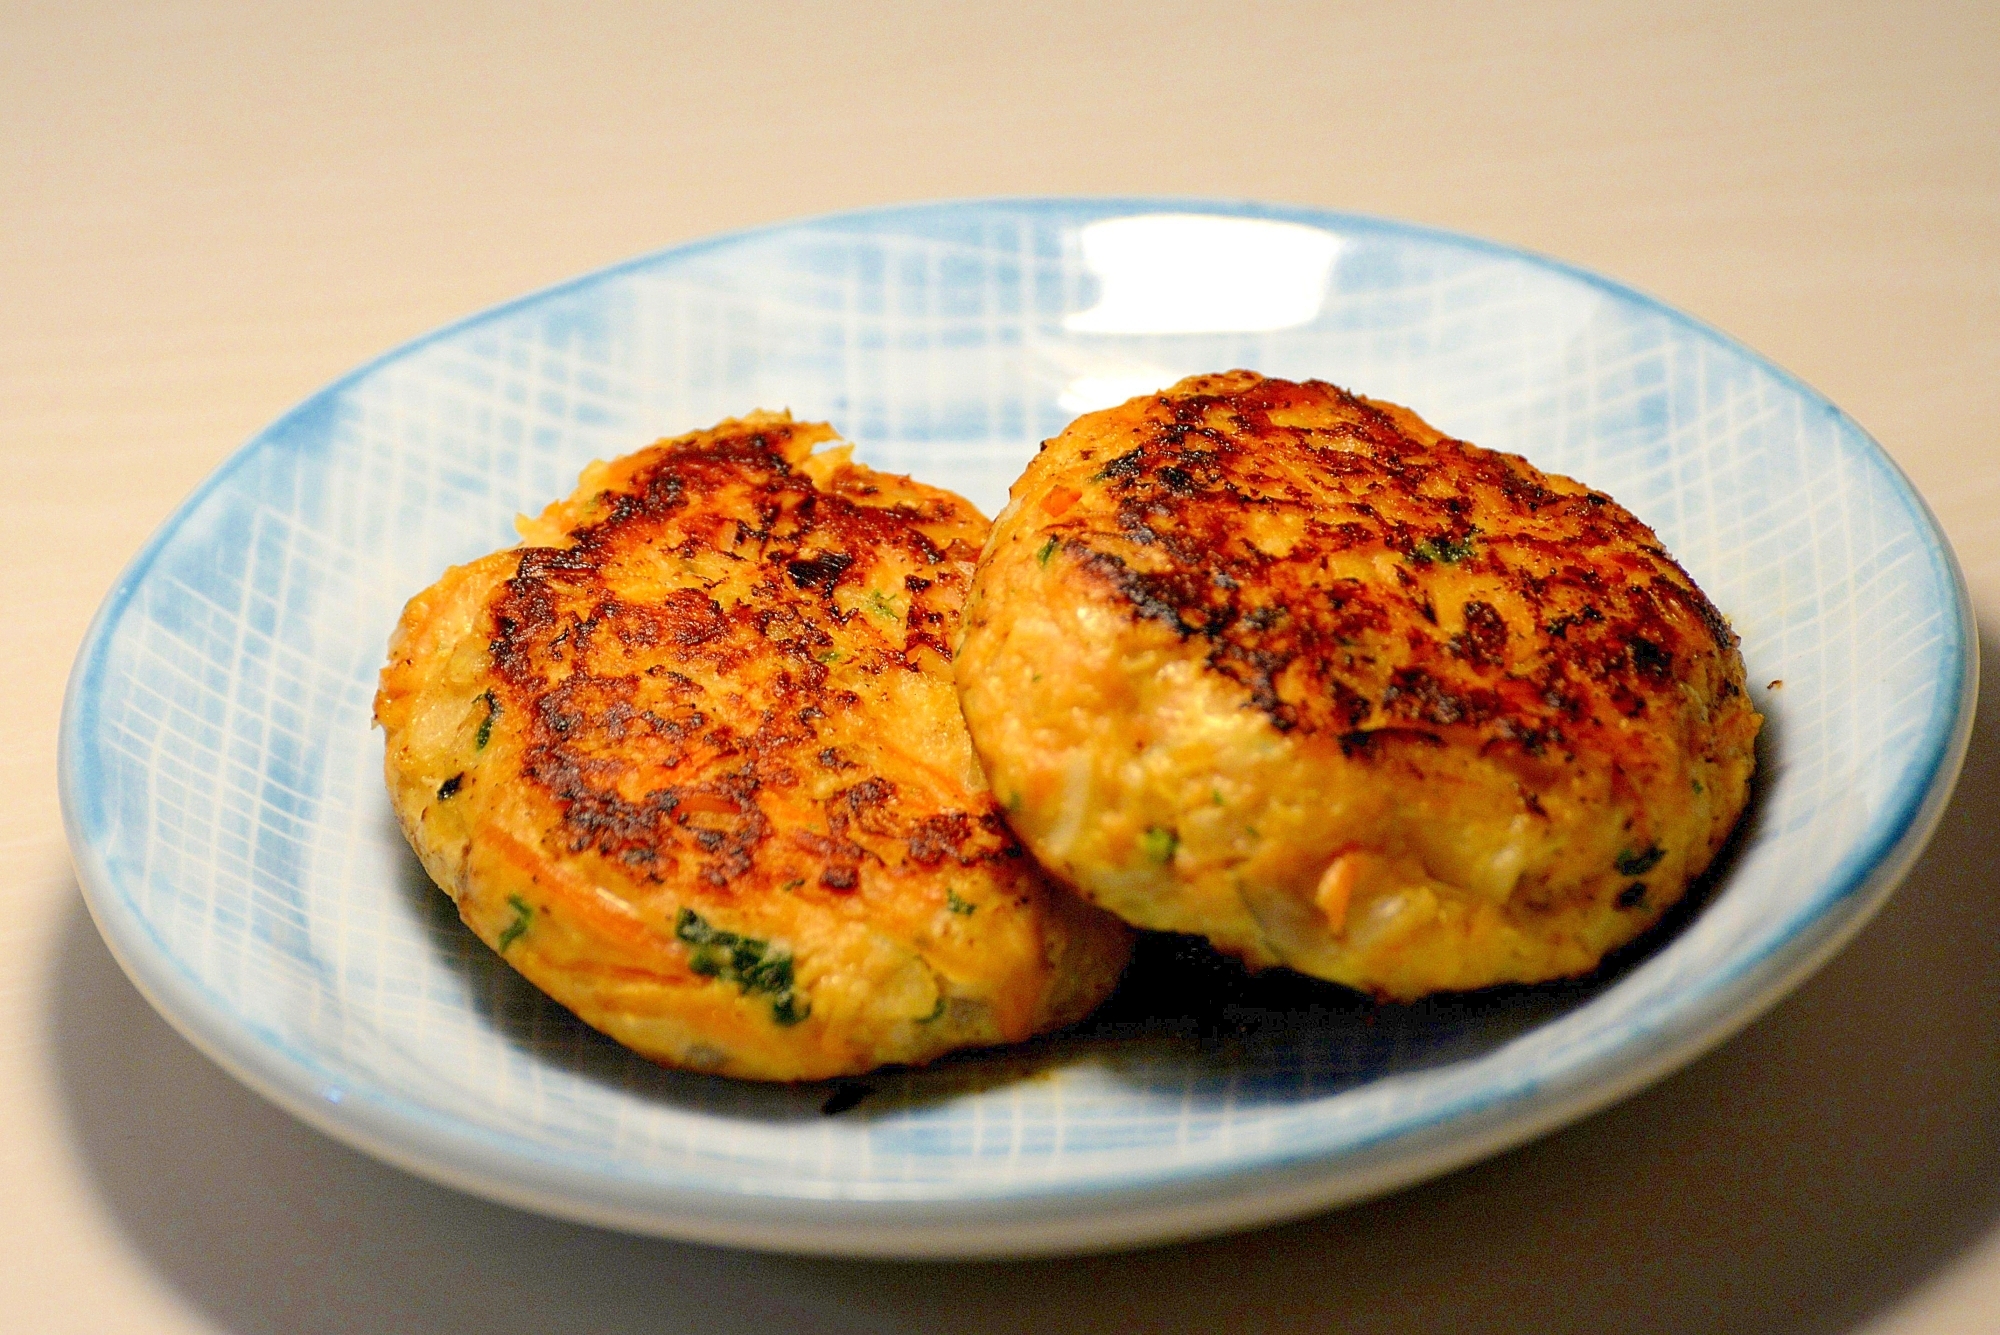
59;197;1978;1255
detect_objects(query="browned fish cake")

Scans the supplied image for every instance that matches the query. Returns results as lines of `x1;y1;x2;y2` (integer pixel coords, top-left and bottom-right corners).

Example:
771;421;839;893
375;413;1133;1081
956;372;1760;999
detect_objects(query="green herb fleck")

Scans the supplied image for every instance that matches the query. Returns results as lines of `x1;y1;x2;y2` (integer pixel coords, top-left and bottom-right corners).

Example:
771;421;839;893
819;650;843;664
1141;826;1179;865
771;994;809;1027
865;589;902;623
1615;843;1665;876
497;895;532;951
781;878;806;892
946;889;977;916
1691;778;1704;794
919;995;948;1023
1412;532;1478;565
1005;791;1024;814
1616;881;1648;910
1035;536;1059;566
1212;788;1225;806
474;690;500;750
675;908;809;1025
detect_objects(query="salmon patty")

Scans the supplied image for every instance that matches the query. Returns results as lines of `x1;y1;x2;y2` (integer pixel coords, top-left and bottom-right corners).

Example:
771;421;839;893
956;372;1760;999
376;413;1133;1080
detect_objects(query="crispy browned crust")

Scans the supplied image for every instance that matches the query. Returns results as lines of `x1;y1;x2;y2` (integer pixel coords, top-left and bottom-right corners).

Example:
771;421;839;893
956;371;1762;994
1041;374;1747;768
376;413;1133;1079
489;426;1005;892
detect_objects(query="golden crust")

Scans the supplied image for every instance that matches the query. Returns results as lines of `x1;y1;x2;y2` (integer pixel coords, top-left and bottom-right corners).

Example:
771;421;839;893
376;413;1133;1080
956;372;1761;999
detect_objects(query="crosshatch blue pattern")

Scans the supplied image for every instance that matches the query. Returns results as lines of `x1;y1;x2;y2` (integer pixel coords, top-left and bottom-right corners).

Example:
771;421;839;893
63;201;1971;1238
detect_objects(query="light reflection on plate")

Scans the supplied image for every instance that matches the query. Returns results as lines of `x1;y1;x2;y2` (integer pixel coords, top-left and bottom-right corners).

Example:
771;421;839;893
1063;213;1344;334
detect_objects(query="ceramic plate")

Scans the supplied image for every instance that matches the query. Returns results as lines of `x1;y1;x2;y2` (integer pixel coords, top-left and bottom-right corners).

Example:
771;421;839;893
60;199;1975;1257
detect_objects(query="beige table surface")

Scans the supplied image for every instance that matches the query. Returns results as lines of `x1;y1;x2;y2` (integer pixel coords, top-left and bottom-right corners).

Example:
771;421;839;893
7;2;1998;1330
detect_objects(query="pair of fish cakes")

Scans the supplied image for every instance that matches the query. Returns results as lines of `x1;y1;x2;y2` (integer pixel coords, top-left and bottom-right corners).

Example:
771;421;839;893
377;372;1760;1081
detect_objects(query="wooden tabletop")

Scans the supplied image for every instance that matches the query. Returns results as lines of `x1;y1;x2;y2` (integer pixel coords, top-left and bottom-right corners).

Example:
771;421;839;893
6;3;1997;1330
